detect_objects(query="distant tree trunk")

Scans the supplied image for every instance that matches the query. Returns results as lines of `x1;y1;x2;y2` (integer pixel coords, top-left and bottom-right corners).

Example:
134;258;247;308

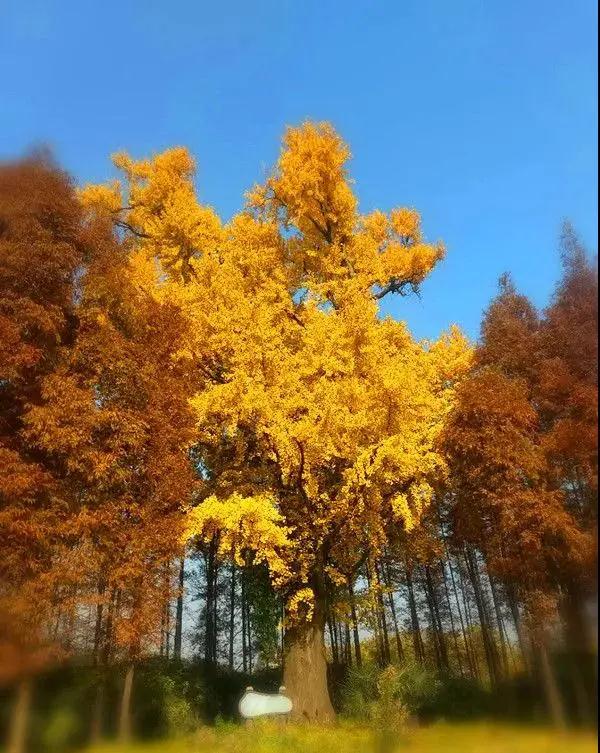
405;564;425;663
283;584;335;723
457;559;481;679
246;595;253;673
487;571;509;674
241;571;248;673
118;663;135;743
381;558;404;663
173;558;185;661
163;599;171;660
344;620;353;666
204;537;217;664
90;679;104;745
505;584;529;667
375;561;392;665
366;560;384;665
348;578;362;667
91;580;106;744
7;677;31;753
327;611;339;665
446;552;478;678
424;565;449;671
538;641;567;729
439;560;464;675
228;561;236;671
465;548;500;685
92;579;106;663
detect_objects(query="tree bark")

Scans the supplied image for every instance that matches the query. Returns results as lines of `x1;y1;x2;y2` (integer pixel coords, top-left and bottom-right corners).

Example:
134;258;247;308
228;561;236;671
118;663;135;743
90;679;104;745
464;548;500;685
348;578;362;667
424;565;449;671
173;557;185;661
283;593;335;722
374;560;392;665
405;564;425;663
7;677;31;753
538;641;567;729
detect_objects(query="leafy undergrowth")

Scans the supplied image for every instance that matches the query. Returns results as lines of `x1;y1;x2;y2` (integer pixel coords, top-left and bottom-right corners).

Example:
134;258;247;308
86;721;596;753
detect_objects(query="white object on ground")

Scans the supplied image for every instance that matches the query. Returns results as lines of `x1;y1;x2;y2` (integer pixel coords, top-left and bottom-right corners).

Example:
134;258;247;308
238;686;293;719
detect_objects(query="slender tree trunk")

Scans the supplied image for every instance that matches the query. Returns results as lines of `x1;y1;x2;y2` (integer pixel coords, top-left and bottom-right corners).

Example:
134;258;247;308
465;548;500;685
118;663;135;743
165;601;171;660
424;565;449;670
382;558;404;663
241;571;247;673
375;561;391;665
439;560;464;675
283;590;335;722
348;578;362;667
327;613;339;665
447;552;477;678
246;595;253;673
228;561;236;671
457;559;481;679
92;580;105;664
538;641;567;729
505;584;529;668
91;580;106;744
204;539;216;664
366;560;384;665
173;558;185;661
405;564;425;663
90;680;104;745
422;567;442;670
487;571;509;675
7;677;31;753
344;620;353;666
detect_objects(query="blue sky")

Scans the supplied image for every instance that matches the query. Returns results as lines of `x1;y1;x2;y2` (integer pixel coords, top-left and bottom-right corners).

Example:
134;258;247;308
1;0;597;341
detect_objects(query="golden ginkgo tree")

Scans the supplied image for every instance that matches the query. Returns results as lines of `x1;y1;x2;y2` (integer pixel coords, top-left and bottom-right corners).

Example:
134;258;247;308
81;122;471;720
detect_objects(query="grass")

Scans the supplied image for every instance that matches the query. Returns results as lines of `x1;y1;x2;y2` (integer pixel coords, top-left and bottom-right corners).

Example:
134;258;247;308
85;721;597;753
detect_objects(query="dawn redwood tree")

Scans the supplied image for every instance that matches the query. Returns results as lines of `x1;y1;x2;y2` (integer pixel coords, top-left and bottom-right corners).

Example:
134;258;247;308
82;122;471;720
441;274;592;722
0;155;91;753
537;223;598;659
23;222;198;739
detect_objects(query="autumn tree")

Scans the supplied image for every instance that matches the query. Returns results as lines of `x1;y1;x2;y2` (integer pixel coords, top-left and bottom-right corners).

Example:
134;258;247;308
441;273;592;721
82;122;470;720
22;223;198;740
0;155;90;753
537;223;598;659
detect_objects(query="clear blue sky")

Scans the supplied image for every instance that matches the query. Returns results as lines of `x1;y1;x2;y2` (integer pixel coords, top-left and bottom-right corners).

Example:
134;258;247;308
1;0;597;340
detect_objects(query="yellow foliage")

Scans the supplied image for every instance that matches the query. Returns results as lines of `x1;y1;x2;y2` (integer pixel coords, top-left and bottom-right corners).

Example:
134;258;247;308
82;121;472;620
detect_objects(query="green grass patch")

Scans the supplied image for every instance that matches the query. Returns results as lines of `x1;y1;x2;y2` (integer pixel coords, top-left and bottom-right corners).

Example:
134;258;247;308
85;721;596;753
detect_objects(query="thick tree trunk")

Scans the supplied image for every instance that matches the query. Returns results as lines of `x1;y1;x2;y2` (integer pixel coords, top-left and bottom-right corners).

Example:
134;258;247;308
7;677;31;753
118;663;135;742
283;597;335;722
